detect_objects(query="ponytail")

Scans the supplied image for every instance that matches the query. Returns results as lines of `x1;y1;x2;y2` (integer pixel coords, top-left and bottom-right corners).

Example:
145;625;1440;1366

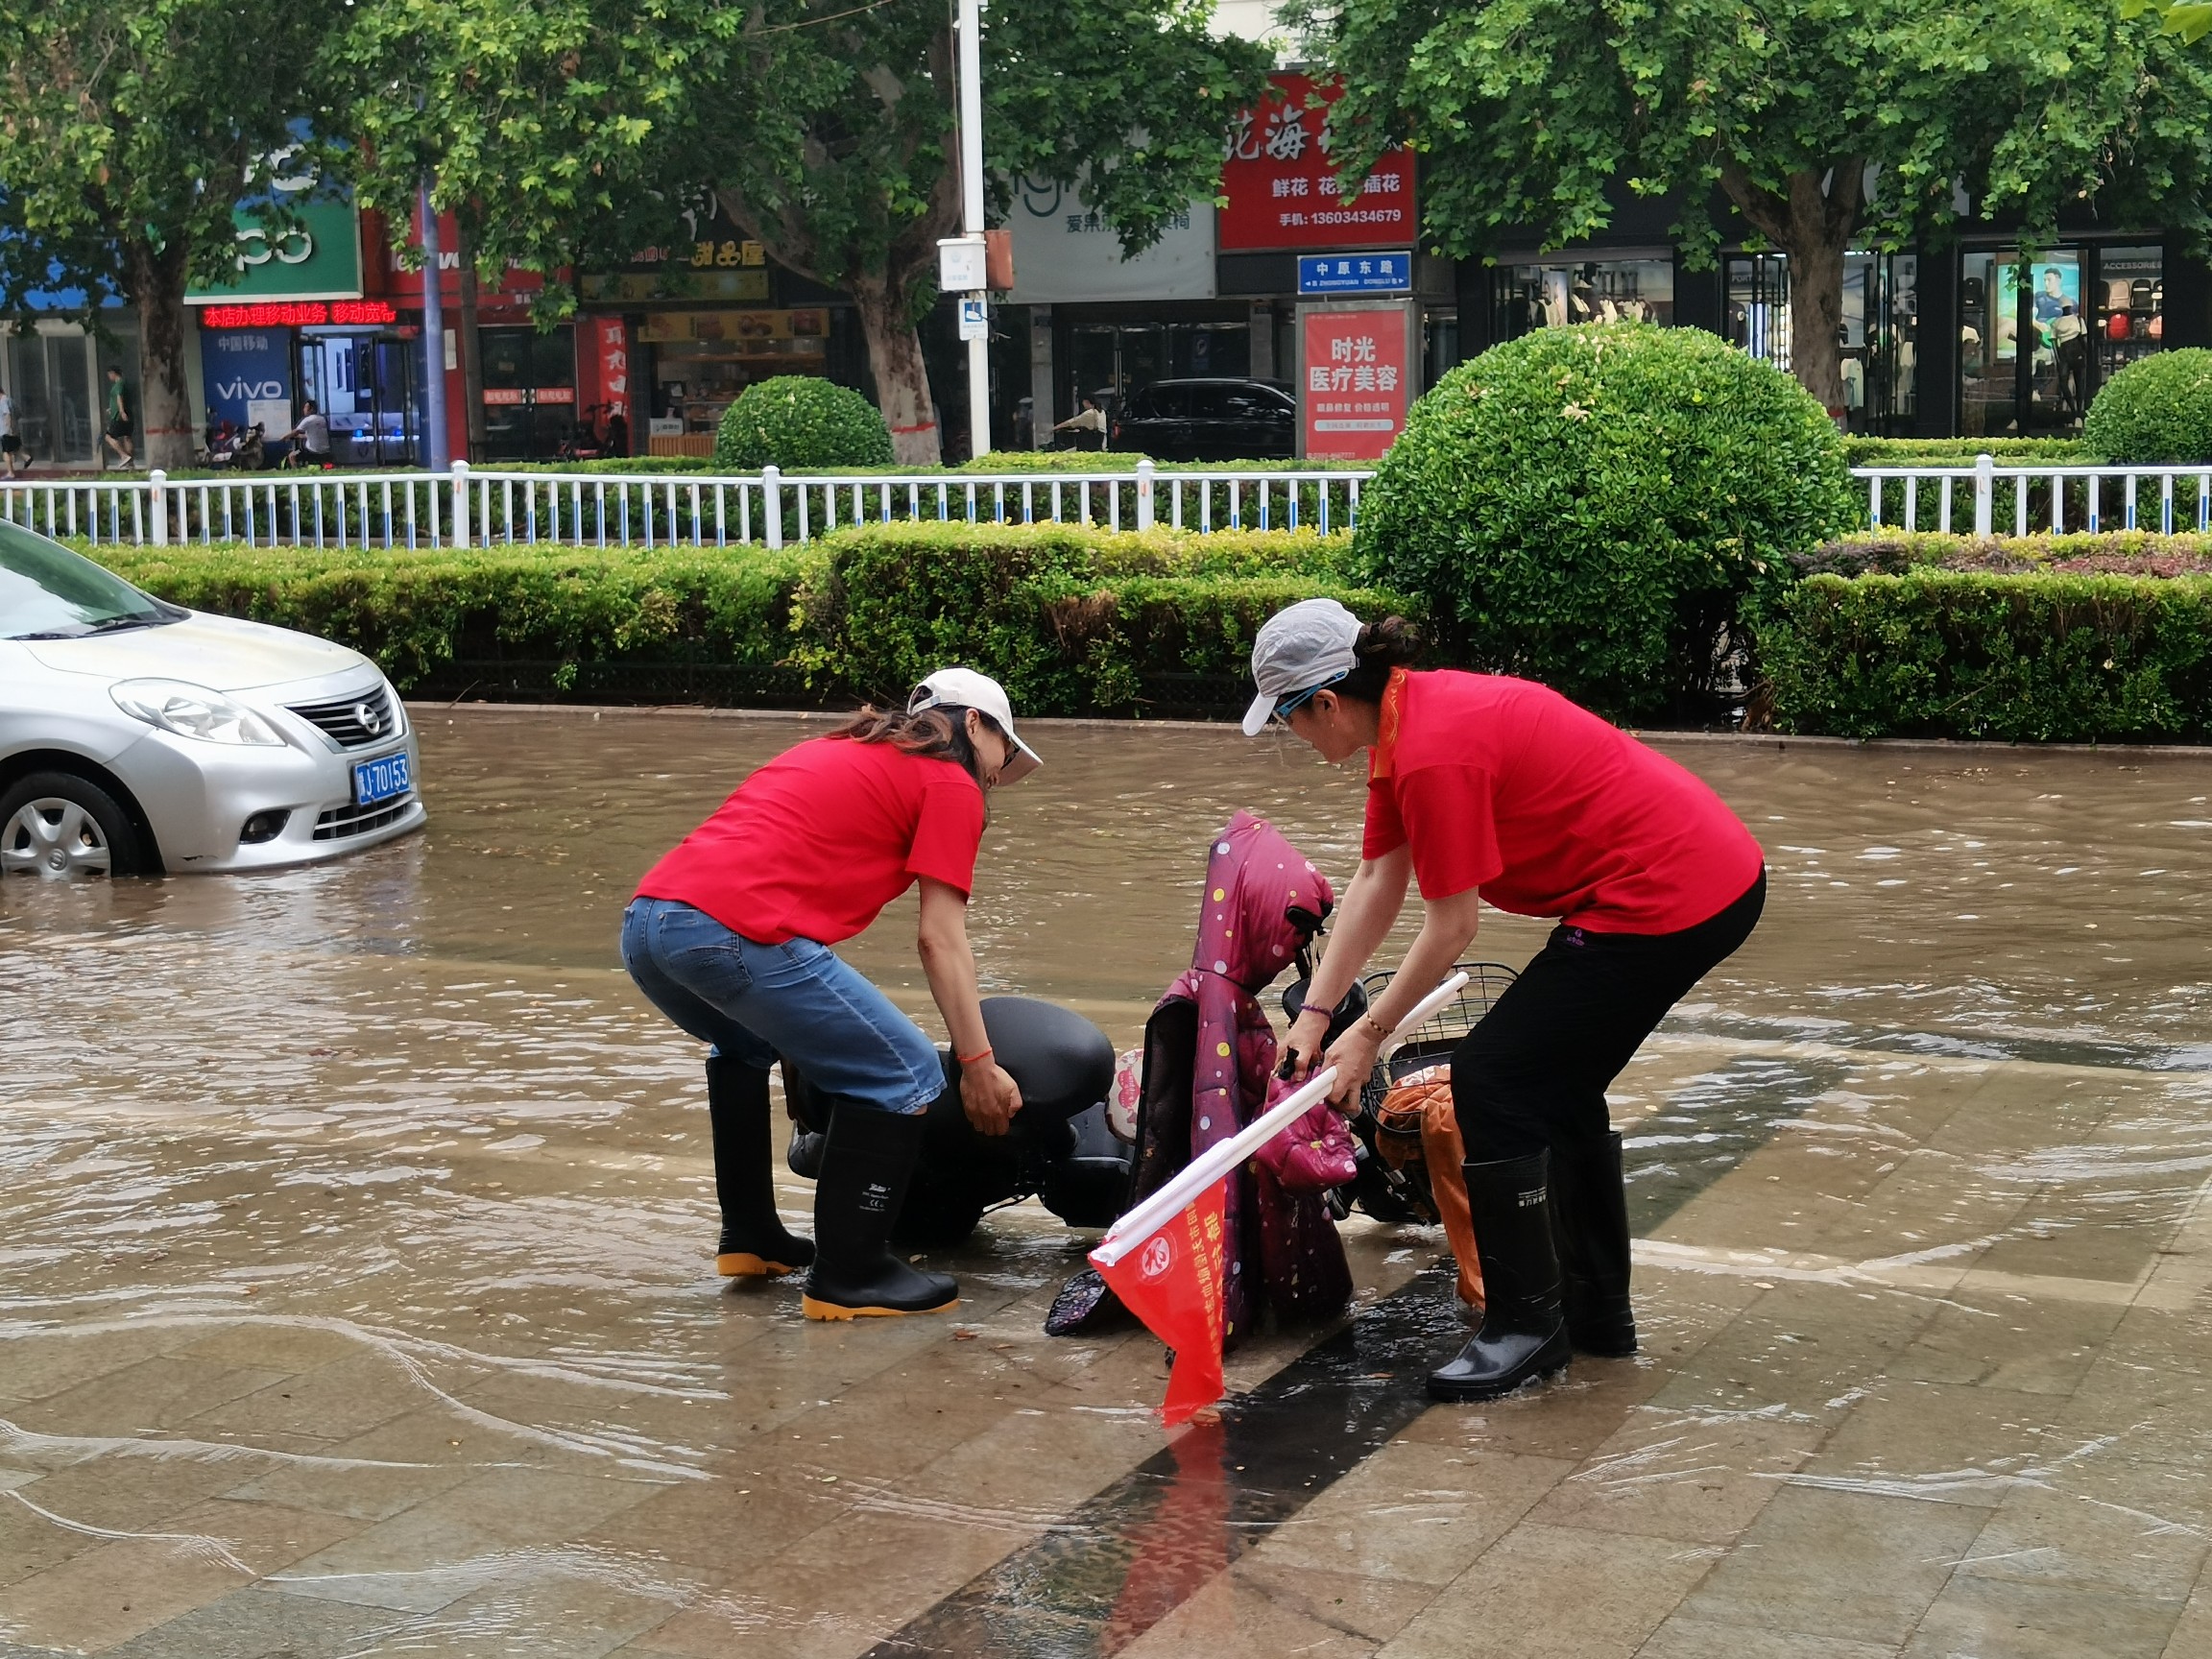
1334;615;1422;705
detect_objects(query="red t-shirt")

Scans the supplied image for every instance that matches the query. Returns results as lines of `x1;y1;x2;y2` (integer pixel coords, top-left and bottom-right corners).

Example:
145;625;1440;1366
635;735;986;945
1362;670;1763;933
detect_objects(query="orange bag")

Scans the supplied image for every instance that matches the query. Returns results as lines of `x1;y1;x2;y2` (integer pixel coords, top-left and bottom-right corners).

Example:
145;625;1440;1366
1378;1065;1484;1310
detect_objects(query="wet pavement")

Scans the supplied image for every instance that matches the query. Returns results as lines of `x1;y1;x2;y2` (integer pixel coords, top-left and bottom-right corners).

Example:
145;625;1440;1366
5;709;2212;1656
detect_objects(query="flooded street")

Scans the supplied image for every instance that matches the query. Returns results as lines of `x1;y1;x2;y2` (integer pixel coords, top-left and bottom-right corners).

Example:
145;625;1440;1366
6;709;2212;1656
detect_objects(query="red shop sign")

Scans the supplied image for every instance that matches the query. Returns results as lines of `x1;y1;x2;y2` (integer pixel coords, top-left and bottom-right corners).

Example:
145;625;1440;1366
1301;306;1410;461
593;319;632;421
1219;74;1417;253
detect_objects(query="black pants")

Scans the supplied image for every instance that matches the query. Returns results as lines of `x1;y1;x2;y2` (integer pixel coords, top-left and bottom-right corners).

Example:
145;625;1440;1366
1453;870;1767;1163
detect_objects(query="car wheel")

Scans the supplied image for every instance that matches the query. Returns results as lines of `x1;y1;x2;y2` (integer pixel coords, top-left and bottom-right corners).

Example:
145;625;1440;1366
0;771;149;879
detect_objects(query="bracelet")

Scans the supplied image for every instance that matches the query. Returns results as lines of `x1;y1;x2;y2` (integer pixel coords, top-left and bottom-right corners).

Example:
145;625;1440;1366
1360;1010;1391;1041
956;1046;995;1067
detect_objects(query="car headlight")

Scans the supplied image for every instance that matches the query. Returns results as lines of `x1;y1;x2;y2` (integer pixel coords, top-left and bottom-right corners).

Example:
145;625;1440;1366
110;679;285;746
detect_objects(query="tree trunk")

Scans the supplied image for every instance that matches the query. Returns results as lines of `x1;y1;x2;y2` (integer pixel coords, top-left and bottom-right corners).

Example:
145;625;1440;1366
456;222;488;461
1719;160;1863;421
851;270;941;466
125;236;195;471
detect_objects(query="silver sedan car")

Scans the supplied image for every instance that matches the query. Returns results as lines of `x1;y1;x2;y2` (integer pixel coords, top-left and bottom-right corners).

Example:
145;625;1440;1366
0;520;423;877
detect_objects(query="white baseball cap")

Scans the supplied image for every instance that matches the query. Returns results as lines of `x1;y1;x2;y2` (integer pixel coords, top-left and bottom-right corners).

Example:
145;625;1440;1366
909;667;1043;784
1241;597;1364;736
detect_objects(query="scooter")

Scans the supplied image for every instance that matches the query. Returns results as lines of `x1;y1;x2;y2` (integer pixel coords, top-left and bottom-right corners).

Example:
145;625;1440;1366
781;996;1133;1246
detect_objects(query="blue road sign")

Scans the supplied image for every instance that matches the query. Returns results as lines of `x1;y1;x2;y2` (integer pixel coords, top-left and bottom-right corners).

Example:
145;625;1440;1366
1298;252;1413;296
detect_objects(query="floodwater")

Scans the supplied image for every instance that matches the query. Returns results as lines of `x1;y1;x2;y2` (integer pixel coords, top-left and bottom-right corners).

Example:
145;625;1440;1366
5;710;2212;1657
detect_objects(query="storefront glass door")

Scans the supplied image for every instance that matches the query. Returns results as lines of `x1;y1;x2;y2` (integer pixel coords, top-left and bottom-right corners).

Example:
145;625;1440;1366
1959;245;2157;438
6;335;98;464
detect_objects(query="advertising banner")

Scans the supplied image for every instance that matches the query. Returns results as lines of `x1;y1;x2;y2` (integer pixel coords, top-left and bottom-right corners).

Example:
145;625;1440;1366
592;319;633;425
200;327;294;436
187;193;363;304
1300;304;1411;460
1006;176;1214;303
1219;75;1416;253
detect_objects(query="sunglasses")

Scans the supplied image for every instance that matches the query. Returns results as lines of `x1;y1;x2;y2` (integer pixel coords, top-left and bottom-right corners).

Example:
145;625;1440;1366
1272;669;1349;724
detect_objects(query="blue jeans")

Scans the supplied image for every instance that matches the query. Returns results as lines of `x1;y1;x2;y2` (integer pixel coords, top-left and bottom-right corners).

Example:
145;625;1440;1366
621;897;946;1116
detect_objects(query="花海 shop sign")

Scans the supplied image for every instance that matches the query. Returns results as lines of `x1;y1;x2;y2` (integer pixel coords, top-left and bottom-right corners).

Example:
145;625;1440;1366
1299;305;1411;461
1219;74;1416;253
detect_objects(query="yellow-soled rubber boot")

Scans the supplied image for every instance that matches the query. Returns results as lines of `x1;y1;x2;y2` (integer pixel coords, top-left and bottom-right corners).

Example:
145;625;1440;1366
801;1103;958;1319
708;1055;814;1281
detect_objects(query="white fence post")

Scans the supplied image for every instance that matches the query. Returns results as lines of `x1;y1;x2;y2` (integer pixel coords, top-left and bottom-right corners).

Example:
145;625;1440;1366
451;459;471;549
1135;458;1156;532
1973;453;1994;538
762;465;783;551
148;469;167;545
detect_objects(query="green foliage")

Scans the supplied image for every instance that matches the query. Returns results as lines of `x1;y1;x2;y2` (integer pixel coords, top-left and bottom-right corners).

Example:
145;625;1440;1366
1759;564;2212;740
1301;0;2212;408
0;0;344;465
703;0;1271;457
792;522;1410;715
92;541;810;692
1356;325;1856;722
1788;530;2212;576
1843;437;2090;467
2082;349;2212;463
81;523;1407;717
716;377;895;470
328;0;719;316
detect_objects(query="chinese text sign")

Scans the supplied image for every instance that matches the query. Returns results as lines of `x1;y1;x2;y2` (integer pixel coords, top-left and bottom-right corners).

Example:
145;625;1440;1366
1219;75;1417;253
1303;309;1408;461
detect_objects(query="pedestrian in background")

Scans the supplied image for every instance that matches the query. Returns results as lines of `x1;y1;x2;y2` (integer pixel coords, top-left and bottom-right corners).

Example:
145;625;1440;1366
101;368;134;469
0;386;22;478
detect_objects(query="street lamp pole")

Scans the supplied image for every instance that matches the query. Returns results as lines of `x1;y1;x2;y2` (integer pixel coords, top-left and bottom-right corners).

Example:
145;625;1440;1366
958;0;989;461
419;180;450;472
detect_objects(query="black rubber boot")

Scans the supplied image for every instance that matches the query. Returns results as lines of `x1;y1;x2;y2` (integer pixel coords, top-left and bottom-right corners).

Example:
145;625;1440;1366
1427;1150;1573;1402
1551;1130;1637;1357
802;1106;959;1320
707;1055;814;1279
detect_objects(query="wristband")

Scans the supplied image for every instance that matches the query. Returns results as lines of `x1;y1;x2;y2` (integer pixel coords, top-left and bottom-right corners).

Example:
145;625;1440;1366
956;1046;995;1068
1360;1010;1390;1041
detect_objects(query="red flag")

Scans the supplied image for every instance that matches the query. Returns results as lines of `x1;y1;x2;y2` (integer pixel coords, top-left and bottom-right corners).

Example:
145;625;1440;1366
1093;1175;1230;1425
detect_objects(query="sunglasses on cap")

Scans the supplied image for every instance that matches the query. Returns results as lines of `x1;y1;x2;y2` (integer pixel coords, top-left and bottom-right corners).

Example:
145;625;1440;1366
1272;668;1349;724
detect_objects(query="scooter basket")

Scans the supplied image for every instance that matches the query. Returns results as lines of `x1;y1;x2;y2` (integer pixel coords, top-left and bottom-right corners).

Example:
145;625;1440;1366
1341;963;1518;1225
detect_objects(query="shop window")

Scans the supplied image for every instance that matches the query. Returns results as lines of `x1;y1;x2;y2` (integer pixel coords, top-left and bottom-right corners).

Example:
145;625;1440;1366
480;325;578;460
5;334;97;465
1724;254;1791;371
1494;259;1673;340
1960;245;2158;438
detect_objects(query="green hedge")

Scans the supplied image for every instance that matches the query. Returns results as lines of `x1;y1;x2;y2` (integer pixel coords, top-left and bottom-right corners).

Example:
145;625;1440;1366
1758;532;2212;740
95;541;811;694
792;522;1409;715
84;524;1401;717
2083;349;2212;464
1843;437;2088;467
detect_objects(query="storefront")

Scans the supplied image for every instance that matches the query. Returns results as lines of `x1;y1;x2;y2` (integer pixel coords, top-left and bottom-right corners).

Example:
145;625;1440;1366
188;178;397;463
3;319;140;469
1464;223;2202;439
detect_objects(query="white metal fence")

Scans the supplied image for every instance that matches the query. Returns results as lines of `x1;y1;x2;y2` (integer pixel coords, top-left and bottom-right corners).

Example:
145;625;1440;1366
1860;457;2212;538
0;460;1370;552
12;454;2207;551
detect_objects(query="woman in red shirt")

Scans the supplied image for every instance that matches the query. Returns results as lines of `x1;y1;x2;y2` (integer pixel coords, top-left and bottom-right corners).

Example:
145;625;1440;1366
623;669;1040;1320
1251;600;1765;1401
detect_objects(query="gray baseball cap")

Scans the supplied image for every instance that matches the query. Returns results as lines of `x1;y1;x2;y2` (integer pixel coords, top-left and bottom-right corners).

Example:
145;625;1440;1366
1241;597;1363;736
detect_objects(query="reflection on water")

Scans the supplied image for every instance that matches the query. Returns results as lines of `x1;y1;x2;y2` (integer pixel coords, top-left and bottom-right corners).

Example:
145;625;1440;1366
6;711;2212;1653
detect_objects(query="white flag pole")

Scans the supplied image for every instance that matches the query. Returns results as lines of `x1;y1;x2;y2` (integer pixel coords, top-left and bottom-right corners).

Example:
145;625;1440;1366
1092;970;1470;1268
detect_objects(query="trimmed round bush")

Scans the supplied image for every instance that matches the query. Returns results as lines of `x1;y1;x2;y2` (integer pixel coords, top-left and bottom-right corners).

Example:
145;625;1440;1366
715;375;894;469
2083;349;2212;464
1357;324;1856;721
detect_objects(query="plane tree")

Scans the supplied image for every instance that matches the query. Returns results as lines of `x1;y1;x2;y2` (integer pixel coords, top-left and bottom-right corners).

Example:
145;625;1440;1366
1305;0;2212;413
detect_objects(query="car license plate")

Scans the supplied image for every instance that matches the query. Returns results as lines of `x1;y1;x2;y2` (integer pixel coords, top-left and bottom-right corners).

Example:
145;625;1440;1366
352;751;412;806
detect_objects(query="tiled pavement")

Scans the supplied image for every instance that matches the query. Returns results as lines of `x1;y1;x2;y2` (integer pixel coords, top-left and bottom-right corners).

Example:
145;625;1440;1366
5;1030;2211;1656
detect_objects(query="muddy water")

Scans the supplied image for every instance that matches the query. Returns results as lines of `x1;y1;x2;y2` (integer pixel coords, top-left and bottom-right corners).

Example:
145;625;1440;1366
4;710;2211;1655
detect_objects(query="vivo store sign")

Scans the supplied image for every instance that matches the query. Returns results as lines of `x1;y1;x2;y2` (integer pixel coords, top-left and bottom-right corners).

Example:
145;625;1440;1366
187;147;365;306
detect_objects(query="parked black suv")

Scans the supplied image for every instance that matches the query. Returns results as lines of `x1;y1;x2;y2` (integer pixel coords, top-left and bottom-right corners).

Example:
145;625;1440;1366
1110;377;1297;461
